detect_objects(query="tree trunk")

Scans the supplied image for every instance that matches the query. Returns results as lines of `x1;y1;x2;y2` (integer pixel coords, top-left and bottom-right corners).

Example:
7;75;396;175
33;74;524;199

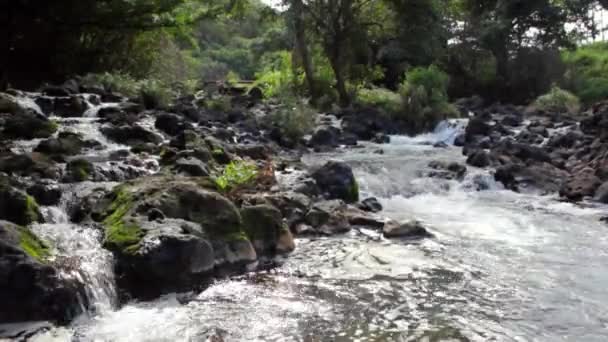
292;0;317;101
329;55;349;107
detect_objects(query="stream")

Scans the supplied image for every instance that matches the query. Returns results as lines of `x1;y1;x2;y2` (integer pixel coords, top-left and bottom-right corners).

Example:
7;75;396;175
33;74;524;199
5;100;608;341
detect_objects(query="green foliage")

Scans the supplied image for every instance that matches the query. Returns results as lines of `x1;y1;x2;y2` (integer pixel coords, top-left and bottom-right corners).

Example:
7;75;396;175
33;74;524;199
255;51;304;98
399;65;458;133
139;79;173;109
214;160;258;193
82;73;174;107
356;87;401;113
19;227;50;262
268;98;316;142
563;42;608;104
534;86;581;113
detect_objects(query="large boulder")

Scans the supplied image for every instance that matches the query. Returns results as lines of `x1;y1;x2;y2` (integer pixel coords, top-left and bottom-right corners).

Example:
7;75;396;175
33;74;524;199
560;168;602;201
0;181;42;226
0;221;86;324
240;204;295;255
34;132;94;158
155;113;188;136
309;125;340;150
95;177;286;300
1;110;57;140
383;220;434;239
594;181;608;203
0;152;60;180
53;95;89;117
101;124;164;146
312;161;359;203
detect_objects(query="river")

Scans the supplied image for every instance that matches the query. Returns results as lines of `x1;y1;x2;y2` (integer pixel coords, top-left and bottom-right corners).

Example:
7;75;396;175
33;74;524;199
11;115;608;341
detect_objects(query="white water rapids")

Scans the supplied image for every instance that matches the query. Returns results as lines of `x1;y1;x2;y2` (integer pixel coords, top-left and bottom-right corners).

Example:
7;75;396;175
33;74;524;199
9;118;608;341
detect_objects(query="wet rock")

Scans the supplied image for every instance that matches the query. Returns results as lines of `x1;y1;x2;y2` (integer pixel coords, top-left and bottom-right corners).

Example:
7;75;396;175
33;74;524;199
547;131;584;150
35;96;55;115
95;177;278;300
206;136;232;164
0;182;42;225
101;124;164;146
155;113;187;136
26;183;62;206
501;114;522;127
357;197;383;213
41;85;71;97
54;96;89;117
312;161;359;203
147;208;166;222
64;159;95;183
560;168;602;201
310;126;340;149
173;157;209;177
344;207;385;229
0;152;60;180
593;182;608;203
0;221;86;324
495;163;569;193
466;150;491;168
453;134;466;147
241;204;295;255
465;116;491;142
304;200;350;235
234;144;271;160
427;161;467;180
34;132;88;158
340;107;392;140
383;220;434;239
372;132;390;144
1;111;57;140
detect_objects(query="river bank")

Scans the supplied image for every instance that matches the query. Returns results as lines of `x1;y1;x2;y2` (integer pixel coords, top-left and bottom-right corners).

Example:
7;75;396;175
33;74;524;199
1;80;607;341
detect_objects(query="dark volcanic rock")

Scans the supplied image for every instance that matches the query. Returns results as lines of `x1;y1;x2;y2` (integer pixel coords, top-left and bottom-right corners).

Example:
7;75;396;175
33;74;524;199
357;197;383;213
312;161;359;203
383;220;434;239
560;168;602;201
0;221;86;324
466;150;491;168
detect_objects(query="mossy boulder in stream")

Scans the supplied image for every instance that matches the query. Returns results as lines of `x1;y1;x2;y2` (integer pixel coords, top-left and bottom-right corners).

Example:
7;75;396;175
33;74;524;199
312;161;360;203
64;158;95;182
241;204;295;255
0;181;42;226
0;220;86;324
96;176;271;300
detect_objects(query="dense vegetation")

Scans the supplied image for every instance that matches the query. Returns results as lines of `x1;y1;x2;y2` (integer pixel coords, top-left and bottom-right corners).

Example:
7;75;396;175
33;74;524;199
3;0;608;114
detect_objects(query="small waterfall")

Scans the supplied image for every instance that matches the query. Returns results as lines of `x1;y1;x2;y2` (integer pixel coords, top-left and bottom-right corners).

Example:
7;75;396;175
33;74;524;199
33;185;119;315
388;118;468;146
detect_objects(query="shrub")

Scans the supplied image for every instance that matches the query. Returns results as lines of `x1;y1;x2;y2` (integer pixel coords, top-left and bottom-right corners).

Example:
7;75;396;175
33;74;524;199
214;160;258;193
562;42;608;104
356;87;401;113
81;72;140;98
268;97;316;143
533;86;581;113
398;65;458;133
255;51;304;98
139;79;173;109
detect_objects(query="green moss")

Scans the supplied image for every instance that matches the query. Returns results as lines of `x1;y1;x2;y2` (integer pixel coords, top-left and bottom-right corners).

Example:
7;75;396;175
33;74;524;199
102;186;143;255
18;227;50;262
24;195;41;224
348;179;360;203
67;159;94;182
222;230;250;242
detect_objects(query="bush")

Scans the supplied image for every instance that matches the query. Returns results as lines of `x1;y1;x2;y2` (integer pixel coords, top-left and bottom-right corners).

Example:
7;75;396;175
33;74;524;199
563;42;608;104
214;160;258;193
268;97;316;143
398;65;458;133
139;79;173;109
255;51;304;98
356;87;401;113
533;86;580;113
81;72;140;98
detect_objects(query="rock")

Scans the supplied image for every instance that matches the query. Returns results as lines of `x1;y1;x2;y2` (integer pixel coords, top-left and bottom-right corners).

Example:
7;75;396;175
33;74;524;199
0;152;60;180
340;107;392;140
594;182;608;203
344;207;385;229
312;161;359;203
427;161;467;180
205;136;232;164
383;220;434;239
0;221;86;324
357;197;383;213
41;85;71;97
466;150;491;167
95;177;276;299
54;96;89;117
304;200;350;235
27;183;62;206
101;124;164;146
465;116;491;142
173;157;209;177
64;159;95;183
501;114;522;127
155;113;187;136
241;204;294;255
310;126;340;149
0;182;42;226
560;168;602;201
1;112;57;140
371;132;390;144
234;144;271;160
34;132;88;158
453;134;466;147
495;162;569;193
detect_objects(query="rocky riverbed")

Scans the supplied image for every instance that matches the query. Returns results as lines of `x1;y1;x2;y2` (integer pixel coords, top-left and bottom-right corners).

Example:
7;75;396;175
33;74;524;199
1;81;607;341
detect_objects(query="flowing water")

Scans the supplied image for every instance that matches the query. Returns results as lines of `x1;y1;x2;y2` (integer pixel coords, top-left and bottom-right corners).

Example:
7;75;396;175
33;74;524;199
11;114;608;341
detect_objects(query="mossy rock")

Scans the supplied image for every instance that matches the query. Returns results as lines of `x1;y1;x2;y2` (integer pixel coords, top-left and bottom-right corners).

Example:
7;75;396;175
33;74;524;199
241;204;285;255
18;226;50;262
312;161;360;203
65;158;95;182
0;183;42;226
